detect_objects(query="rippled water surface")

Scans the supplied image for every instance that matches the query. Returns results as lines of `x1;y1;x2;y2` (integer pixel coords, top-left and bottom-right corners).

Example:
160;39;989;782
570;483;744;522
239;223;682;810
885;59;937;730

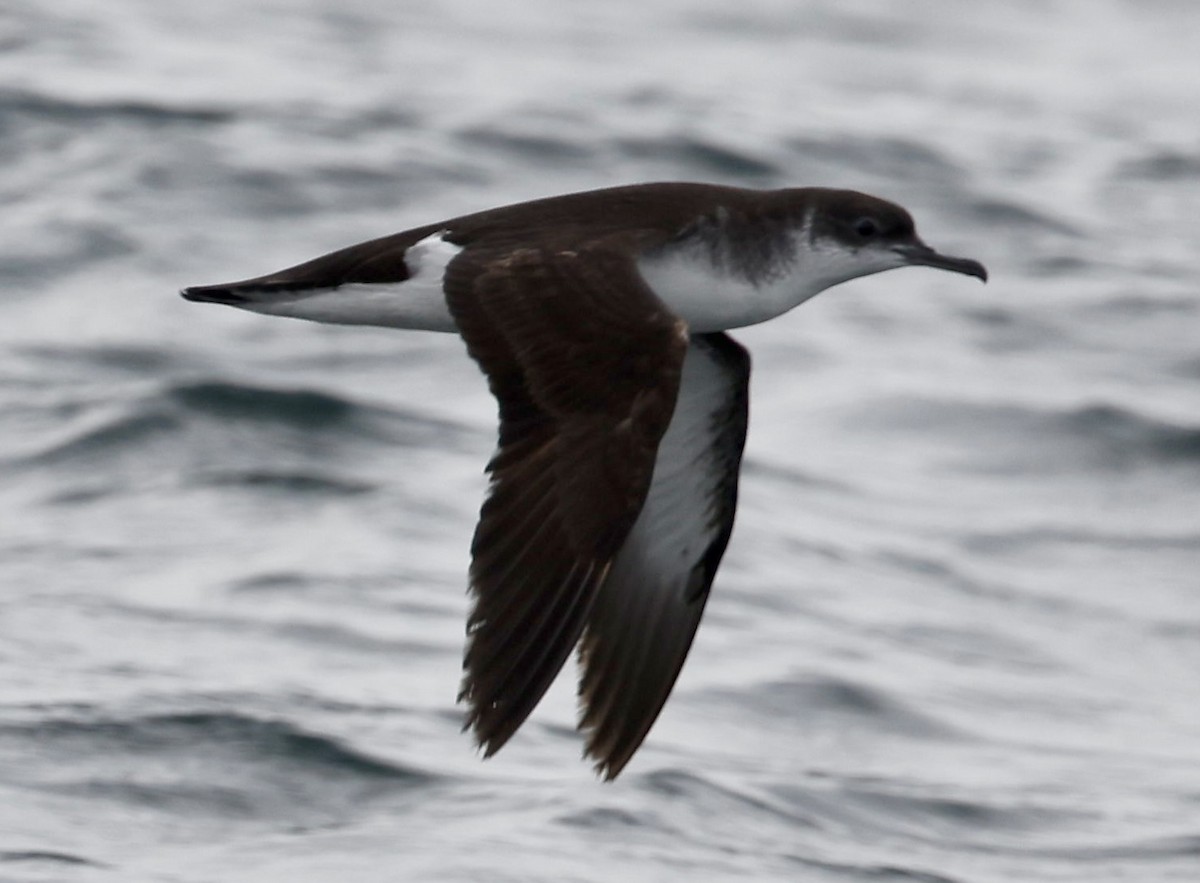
2;1;1199;880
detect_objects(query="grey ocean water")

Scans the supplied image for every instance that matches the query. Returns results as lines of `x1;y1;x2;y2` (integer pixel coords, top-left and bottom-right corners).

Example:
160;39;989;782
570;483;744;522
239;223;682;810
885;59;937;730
2;1;1199;880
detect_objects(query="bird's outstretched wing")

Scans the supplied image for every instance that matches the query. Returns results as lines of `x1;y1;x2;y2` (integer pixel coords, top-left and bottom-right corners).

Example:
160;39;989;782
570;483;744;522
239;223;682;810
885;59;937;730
444;240;690;758
578;332;750;778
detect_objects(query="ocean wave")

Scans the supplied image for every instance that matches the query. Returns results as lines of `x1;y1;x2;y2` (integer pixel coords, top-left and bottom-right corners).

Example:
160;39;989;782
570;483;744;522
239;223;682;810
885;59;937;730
855;396;1200;472
834;783;1073;834
702;675;961;741
456;123;598;164
1049;403;1200;464
3;710;435;820
24;409;181;466
557;804;677;834
95;599;449;658
0;850;106;868
1033;832;1200;862
637;767;821;829
197;468;377;495
962;524;1200;555
616;133;780;180
7;711;417;777
0;220;136;284
788;856;964;883
766;776;1088;860
168;381;364;428
1116;149;1200;182
785;135;963;186
171;380;470;445
610;769;979;881
742;457;859;494
965;197;1081;236
17;342;192;374
19;379;470;470
0;87;233;127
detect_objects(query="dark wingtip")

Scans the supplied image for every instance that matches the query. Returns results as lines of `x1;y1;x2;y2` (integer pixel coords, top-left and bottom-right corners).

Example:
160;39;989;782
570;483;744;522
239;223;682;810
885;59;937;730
591;752;631;782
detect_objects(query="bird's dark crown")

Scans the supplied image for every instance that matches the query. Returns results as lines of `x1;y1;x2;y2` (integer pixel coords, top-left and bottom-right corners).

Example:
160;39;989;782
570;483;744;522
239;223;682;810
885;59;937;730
787;188;919;250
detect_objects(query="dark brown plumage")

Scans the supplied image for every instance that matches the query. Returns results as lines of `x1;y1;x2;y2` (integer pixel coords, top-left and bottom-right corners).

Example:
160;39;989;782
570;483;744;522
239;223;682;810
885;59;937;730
444;239;693;773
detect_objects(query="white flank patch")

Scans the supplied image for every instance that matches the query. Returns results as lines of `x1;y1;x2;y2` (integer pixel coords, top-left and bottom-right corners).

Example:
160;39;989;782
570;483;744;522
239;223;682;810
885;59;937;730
246;232;462;332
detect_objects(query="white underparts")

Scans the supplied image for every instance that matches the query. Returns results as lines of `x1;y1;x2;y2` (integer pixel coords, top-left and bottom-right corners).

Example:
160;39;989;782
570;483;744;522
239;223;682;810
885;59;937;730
636;229;908;333
244;232;461;332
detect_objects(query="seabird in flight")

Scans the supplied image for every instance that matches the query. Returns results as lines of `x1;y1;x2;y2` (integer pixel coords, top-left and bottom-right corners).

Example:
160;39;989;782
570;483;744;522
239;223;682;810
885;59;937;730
183;182;987;778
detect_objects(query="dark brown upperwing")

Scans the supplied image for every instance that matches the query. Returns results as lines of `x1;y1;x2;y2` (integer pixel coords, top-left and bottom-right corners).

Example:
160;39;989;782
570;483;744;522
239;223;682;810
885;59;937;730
444;239;690;758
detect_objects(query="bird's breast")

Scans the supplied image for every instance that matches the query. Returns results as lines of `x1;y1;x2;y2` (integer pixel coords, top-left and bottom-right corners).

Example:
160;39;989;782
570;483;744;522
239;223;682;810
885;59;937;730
636;248;810;333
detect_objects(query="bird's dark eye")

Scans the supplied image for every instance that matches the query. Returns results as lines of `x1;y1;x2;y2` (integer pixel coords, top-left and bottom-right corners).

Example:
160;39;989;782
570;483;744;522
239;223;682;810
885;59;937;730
854;217;880;239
